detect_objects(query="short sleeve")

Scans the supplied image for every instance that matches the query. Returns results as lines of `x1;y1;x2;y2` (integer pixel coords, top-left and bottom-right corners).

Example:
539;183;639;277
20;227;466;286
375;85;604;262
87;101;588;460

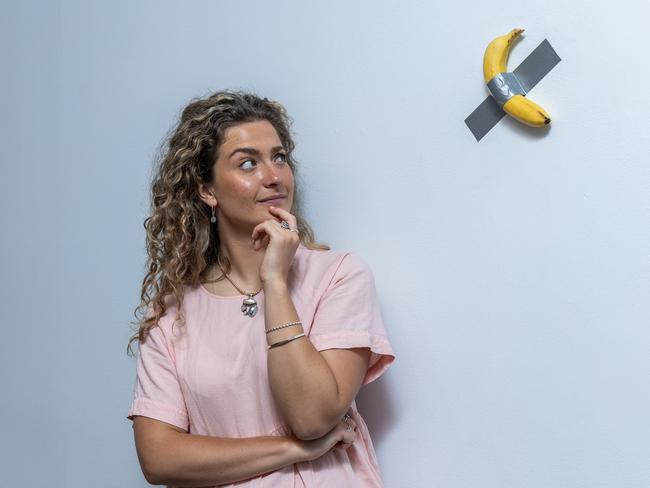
309;252;396;386
126;319;189;431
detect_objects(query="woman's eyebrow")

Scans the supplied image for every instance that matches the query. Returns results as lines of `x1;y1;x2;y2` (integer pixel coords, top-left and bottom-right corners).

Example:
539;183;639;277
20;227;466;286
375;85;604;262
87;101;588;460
229;147;259;159
228;146;285;159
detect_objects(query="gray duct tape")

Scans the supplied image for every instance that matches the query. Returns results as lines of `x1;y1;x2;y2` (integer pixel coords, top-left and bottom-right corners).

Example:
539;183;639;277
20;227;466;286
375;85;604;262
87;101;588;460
464;39;561;141
486;72;527;106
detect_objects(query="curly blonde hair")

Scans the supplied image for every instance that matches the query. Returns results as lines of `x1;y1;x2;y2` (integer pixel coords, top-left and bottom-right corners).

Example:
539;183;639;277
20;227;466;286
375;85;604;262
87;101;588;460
126;90;330;357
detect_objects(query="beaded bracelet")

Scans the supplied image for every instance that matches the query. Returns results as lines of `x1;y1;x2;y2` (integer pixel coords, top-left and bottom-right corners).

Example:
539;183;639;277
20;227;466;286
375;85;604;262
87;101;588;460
265;320;302;334
267;332;306;350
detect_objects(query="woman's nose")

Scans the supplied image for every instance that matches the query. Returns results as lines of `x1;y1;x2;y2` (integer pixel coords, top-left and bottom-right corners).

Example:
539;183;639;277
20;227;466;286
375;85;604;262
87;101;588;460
260;160;281;183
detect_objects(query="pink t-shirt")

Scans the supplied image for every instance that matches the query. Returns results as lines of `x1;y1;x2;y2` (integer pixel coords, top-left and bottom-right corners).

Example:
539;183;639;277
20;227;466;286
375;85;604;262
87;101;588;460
127;245;396;487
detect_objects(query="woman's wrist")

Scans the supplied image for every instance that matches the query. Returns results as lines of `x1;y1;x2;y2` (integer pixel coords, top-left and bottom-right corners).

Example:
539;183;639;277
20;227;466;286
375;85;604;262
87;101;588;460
262;278;302;344
284;435;308;464
262;276;288;291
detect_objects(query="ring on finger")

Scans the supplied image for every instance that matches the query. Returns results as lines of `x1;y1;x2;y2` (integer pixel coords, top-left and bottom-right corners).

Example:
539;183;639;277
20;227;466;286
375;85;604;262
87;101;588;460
279;220;299;233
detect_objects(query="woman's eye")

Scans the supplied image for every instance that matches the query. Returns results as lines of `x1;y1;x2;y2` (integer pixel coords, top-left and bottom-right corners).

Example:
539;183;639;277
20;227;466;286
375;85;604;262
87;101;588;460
275;153;287;163
240;159;255;169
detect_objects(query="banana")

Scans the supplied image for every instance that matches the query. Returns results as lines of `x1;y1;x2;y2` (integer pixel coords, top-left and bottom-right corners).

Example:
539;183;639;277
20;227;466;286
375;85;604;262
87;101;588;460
483;28;551;127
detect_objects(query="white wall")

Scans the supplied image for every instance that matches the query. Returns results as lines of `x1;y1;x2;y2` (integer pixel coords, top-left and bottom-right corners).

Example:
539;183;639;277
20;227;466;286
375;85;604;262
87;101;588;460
2;1;648;486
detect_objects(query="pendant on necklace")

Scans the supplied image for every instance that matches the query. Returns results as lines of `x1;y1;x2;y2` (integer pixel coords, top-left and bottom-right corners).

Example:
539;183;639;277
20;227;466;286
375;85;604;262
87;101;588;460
241;295;258;317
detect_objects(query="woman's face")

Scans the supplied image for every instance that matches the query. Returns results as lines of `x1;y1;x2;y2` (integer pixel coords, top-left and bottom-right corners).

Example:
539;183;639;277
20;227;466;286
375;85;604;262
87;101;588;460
209;119;294;232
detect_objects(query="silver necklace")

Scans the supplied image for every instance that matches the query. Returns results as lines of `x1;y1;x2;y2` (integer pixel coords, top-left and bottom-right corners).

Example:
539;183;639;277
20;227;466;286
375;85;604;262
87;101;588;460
212;220;298;317
217;259;263;317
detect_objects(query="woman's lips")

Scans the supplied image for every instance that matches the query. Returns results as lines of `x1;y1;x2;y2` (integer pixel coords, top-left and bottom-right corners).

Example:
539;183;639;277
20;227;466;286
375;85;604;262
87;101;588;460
258;197;284;205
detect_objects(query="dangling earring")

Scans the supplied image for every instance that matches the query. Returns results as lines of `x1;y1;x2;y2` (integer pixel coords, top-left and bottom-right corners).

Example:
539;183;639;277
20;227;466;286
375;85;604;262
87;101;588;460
210;205;217;223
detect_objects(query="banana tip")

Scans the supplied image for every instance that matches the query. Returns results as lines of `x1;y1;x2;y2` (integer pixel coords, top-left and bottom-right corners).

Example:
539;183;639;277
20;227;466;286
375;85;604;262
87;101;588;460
507;28;525;42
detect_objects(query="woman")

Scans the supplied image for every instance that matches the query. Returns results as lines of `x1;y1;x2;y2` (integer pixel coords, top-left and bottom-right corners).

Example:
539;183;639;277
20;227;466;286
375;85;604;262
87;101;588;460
126;90;396;487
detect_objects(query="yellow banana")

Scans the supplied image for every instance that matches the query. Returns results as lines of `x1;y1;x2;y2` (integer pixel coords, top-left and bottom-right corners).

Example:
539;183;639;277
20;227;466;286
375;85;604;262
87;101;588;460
483;28;551;127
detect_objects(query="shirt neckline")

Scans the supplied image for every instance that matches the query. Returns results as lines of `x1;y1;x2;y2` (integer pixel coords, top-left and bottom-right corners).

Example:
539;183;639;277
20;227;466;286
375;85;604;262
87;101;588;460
197;245;307;299
198;282;265;300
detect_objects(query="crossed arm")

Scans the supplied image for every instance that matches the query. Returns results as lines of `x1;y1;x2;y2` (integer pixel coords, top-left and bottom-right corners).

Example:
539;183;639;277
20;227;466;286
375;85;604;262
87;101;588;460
264;278;371;439
132;279;371;485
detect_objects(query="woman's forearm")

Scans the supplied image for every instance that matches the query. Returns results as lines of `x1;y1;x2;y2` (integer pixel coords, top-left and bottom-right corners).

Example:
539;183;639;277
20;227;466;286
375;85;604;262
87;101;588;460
147;432;303;486
263;279;340;439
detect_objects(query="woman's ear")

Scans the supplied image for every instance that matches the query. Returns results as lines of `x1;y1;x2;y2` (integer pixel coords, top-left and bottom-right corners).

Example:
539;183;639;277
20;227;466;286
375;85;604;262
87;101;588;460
198;184;218;207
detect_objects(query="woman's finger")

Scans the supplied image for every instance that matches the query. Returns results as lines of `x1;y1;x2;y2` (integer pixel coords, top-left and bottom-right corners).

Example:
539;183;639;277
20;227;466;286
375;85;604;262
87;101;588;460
251;218;282;243
259;233;271;250
267;206;298;227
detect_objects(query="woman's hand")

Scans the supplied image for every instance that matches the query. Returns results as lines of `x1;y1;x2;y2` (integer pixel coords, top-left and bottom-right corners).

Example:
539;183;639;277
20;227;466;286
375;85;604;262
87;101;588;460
251;206;300;284
293;410;358;462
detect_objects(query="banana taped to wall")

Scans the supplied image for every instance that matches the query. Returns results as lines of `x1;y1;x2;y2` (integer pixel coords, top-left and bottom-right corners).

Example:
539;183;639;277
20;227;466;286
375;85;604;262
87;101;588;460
483;28;551;127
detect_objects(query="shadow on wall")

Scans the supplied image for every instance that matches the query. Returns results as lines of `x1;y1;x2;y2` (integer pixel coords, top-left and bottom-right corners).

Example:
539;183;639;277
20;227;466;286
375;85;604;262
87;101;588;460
356;377;398;448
